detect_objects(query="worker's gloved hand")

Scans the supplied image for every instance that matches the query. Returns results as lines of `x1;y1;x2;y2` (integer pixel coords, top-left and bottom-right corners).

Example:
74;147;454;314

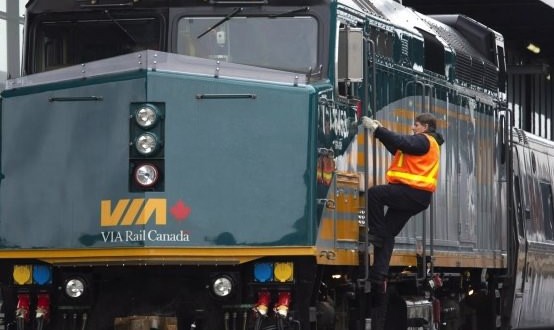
360;116;382;134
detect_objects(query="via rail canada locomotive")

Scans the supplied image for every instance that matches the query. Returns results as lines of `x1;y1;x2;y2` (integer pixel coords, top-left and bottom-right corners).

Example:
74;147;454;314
1;0;554;329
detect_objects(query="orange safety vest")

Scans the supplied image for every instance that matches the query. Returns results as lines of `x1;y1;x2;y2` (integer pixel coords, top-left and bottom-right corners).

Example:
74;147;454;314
386;134;440;192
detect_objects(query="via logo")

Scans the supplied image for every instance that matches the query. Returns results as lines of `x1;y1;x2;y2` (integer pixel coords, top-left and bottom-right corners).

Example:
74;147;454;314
100;198;191;227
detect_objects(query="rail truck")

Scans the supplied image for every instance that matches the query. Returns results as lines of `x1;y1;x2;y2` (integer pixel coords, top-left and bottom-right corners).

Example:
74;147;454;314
1;0;554;329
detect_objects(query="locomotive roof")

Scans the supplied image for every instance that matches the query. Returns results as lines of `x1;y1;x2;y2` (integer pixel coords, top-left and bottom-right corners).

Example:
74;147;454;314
340;0;501;78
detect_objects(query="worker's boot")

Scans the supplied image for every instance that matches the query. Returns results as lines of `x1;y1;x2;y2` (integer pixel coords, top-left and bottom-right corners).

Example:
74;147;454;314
370;276;388;330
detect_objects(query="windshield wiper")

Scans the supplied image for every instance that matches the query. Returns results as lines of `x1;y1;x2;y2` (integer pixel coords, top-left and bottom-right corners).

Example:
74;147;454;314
269;6;310;18
197;7;243;39
104;9;137;44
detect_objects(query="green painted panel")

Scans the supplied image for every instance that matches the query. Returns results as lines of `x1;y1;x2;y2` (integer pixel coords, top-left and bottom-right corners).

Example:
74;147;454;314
0;68;319;249
0;77;147;249
145;71;317;246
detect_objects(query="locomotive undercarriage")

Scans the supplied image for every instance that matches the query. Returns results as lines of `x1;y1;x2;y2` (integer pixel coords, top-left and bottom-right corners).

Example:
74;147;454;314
0;258;321;330
0;262;504;330
319;265;503;330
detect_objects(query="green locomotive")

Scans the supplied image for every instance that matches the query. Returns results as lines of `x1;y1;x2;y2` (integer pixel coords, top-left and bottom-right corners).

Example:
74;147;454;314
2;0;550;329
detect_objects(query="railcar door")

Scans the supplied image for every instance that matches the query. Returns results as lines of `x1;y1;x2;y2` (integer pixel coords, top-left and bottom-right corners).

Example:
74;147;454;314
506;142;529;328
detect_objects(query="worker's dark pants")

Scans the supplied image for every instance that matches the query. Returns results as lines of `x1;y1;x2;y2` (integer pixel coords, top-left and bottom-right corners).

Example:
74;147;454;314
367;183;432;279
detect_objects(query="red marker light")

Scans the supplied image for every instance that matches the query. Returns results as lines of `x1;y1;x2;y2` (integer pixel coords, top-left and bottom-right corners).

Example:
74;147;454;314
16;293;30;322
36;293;51;321
254;291;271;316
274;292;291;317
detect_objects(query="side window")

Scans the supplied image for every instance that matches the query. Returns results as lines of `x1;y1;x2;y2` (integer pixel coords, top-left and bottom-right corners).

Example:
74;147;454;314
368;27;393;58
415;28;445;76
539;182;554;241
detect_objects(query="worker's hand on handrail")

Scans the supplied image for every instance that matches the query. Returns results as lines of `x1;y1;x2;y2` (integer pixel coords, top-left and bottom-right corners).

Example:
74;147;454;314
360;116;382;134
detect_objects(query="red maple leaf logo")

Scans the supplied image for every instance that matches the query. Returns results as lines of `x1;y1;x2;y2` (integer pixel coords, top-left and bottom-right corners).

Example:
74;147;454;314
170;200;191;221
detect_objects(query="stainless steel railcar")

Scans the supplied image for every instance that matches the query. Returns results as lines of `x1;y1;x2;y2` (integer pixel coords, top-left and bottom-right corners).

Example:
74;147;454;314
503;127;554;328
1;0;553;329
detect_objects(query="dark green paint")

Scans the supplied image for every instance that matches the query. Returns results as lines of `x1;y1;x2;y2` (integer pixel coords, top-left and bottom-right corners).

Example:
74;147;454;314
0;70;320;249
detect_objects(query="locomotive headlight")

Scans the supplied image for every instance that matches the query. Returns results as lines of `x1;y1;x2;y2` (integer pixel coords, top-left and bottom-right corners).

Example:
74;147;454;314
129;102;164;192
135;132;160;155
64;278;85;298
134;164;159;187
135;104;159;128
212;275;233;297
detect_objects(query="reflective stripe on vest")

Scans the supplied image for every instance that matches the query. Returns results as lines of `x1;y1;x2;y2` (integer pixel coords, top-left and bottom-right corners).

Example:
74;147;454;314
386;134;440;192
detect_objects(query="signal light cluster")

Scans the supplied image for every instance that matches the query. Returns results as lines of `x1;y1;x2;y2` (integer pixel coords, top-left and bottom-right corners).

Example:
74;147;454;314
253;291;292;318
252;262;294;318
13;265;51;286
9;264;89;328
10;265;53;327
129;103;165;192
253;262;294;283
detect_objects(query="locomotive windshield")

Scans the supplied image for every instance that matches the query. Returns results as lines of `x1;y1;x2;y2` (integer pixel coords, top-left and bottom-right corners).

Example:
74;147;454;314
27;11;318;75
176;16;318;73
28;13;162;74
